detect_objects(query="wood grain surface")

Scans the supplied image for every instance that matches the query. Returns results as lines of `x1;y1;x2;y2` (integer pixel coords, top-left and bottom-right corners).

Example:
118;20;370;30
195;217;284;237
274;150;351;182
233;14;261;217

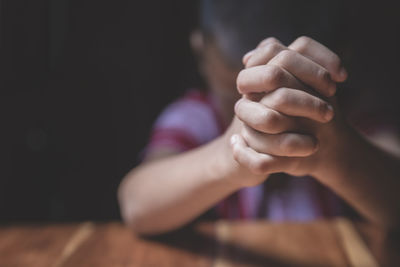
0;218;394;267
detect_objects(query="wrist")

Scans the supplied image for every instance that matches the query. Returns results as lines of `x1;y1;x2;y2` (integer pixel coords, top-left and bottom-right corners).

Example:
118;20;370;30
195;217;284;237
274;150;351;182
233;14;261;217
216;130;269;188
311;119;359;182
210;135;246;189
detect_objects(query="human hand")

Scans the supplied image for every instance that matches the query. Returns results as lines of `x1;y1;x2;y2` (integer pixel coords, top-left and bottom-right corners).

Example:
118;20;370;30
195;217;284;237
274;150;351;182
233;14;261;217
239;36;347;98
221;91;336;187
230;36;349;181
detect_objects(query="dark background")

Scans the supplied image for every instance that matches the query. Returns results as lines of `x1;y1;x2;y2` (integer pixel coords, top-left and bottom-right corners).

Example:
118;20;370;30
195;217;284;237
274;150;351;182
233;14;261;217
0;1;399;222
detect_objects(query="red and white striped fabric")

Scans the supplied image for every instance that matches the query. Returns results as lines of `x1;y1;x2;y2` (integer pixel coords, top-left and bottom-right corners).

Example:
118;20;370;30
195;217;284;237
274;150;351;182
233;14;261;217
147;90;224;153
145;89;345;221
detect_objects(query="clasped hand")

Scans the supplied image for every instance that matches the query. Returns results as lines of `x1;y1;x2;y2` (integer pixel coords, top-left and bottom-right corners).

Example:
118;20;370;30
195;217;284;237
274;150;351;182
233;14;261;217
226;36;349;186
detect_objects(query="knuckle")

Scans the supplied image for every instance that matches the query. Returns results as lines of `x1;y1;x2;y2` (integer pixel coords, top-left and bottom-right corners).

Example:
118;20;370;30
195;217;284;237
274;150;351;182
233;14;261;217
316;67;330;83
264;42;283;54
275;49;294;63
293;36;312;52
266;37;280;44
263;65;285;88
297;36;312;43
257;109;280;132
259;37;279;47
250;158;269;175
270;88;290;109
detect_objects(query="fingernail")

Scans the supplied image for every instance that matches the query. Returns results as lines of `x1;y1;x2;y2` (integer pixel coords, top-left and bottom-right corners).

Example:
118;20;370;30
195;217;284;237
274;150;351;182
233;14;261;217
324;105;334;121
328;84;337;97
230;134;239;145
243;50;255;65
339;67;348;80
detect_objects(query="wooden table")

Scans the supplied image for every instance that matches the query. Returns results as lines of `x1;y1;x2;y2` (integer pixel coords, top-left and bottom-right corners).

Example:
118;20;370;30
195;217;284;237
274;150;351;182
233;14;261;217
0;218;398;267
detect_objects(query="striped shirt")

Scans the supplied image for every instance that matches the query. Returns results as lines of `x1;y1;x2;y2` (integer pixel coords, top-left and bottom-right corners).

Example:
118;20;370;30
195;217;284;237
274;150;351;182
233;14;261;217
146;89;347;221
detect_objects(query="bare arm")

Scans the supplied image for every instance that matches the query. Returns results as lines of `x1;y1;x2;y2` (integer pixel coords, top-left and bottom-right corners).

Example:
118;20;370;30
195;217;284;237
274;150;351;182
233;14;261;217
119;36;362;235
236;36;400;230
117;134;256;235
312;123;400;229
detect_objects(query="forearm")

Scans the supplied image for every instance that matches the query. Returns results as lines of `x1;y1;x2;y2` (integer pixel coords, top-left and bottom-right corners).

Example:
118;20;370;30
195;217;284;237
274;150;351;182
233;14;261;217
314;125;400;229
118;136;243;235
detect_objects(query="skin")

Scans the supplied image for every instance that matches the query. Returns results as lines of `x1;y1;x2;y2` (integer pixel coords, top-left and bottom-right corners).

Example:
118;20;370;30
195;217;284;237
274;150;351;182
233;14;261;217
118;33;400;235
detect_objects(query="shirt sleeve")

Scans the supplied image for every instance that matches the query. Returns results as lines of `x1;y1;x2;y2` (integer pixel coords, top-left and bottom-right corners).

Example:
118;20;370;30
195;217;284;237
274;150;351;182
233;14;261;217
145;92;222;156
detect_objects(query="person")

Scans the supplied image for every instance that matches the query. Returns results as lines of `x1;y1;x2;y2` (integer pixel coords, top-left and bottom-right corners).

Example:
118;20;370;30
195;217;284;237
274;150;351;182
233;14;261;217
118;0;400;235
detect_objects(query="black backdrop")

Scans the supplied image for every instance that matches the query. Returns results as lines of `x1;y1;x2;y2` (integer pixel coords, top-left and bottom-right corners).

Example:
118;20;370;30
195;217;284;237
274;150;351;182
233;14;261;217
0;0;199;221
1;1;399;222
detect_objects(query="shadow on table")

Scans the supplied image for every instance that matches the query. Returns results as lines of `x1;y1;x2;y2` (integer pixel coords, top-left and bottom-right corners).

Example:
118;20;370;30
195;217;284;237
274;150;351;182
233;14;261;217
143;223;329;267
354;222;400;267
